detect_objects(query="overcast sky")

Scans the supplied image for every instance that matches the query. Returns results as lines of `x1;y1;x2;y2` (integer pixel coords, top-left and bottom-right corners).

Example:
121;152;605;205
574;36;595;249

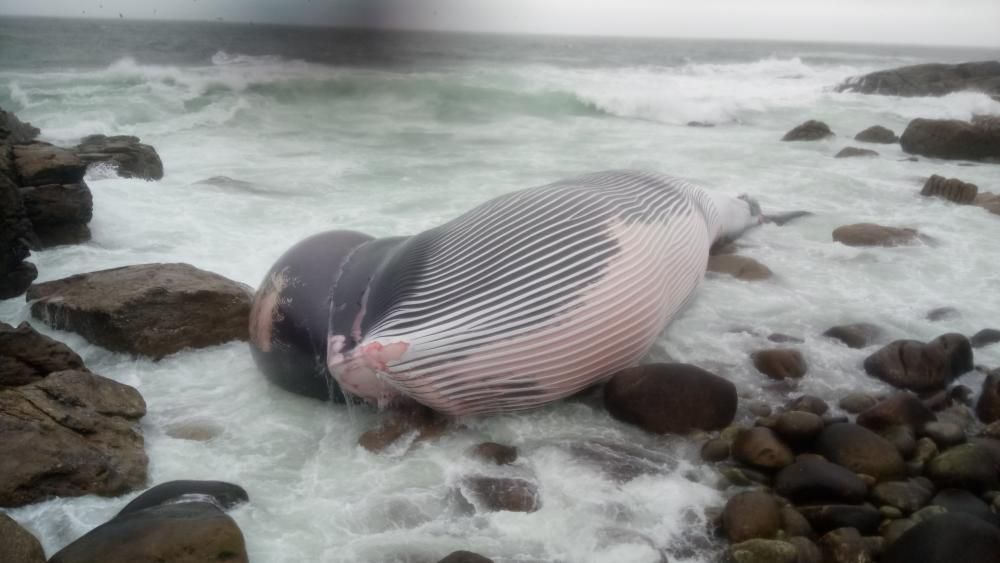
2;0;999;47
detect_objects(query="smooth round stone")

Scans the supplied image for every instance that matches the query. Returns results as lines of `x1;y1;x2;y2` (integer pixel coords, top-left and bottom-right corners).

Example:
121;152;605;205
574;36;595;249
749;401;773;418
729;539;798;563
722;490;782;542
926;444;999;491
921;421;966;448
701;438;731;462
839;392;877;414
733;427;795;470
881;506;904;519
787;395;829;416
931;489;1000;525
774;411;825;443
883;513;1000;563
775;457;868;504
871;480;933;513
879;425;917;458
815;423;906;480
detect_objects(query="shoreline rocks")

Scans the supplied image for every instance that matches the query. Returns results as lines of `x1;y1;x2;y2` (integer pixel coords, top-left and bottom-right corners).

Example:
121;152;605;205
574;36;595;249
921;175;978;204
900;116;1000;162
782;120;834;141
832;223;923;247
863;334;973;392
27;263;253;360
835;61;1000;99
835;146;879;158
855;125;899;144
74;134;164;181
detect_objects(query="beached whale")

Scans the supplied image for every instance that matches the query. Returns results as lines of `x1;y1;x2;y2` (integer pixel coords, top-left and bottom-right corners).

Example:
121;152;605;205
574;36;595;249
250;170;781;415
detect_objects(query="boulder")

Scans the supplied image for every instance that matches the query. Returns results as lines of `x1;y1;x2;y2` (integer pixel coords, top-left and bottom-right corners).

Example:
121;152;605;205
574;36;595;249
27;263;253;360
839;392;878;413
871;480;933;513
119;480;249;515
815;423;905;480
786;395;830;415
0;107;40;144
823;323;882;348
732;427;795;470
977;372;1000;423
773;410;824;443
782;120;834;141
722;490;781;542
0;369;147;507
48;501;248;563
900;117;1000;161
74;134;164;181
880;425;917;458
706;254;773;281
603;363;737;434
775;457;868;504
0;261;37;301
854;125;899;144
12;143;86;187
358;405;448;453
0;321;86;388
0;145;37;299
751;349;807;380
458;476;540;513
439;552;494;563
921;174;978;204
925;443;998;491
470;442;518;465
883;513;1000;563
971;328;1000;348
19;182;93;247
835;61;1000;98
926;306;961;322
863;334;974;392
931;489;999;525
856;392;937;431
819;528;873;563
920;421;965;448
780;507;814;538
797;504;882;534
832;223;922;247
835;146;879;158
0;513;46;563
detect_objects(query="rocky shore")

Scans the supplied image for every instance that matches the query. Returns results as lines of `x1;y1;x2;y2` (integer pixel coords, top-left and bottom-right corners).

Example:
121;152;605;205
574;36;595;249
2;55;1000;563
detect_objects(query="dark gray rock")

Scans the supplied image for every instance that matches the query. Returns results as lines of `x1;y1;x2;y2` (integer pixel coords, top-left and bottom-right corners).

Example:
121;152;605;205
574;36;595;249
0;513;46;563
439;552;494;563
48;501;248;563
819;527;873;563
27;263;253;360
471;442;518;465
815;423;906;480
798;504;882;534
787;395;830;416
931;488;999;525
977;372;1000;424
926;443;998;491
74;134;164;181
971;329;1000;348
782;120;834;141
863;334;974;392
0;107;40;144
835;146;879;158
775;457;868;504
119;480;249;516
458;476;540;513
836;61;1000;99
0;144;37;299
603;363;737;434
883;513;1000;563
920;421;966;447
855;125;899;144
871;480;933;513
900;116;1000;162
19;182;93;248
824;323;882;349
0;320;85;388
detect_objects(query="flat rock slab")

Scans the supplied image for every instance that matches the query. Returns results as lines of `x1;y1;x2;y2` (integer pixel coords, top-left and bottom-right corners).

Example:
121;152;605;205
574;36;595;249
0;369;147;507
74;134;164;181
12;143;87;187
27;263;252;360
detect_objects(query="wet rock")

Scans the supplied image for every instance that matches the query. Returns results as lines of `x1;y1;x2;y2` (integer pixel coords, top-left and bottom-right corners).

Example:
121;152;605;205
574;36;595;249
119;480;249;515
751;349;807;380
768;333;804;344
19;182;93;248
971;328;1000;348
832;223;922;247
775;457;868;504
774;411;824;443
926;306;961;322
985;422;1000;439
855;125;899;144
0;321;85;388
789;537;822;563
603;363;737;434
883;513;1000;563
881;518;917;547
567;440;675;482
819;527;873;563
12;143;87;187
835;146;879;158
836;61;1000;98
729;538;798;563
926;443;998;491
0;369;147;507
931;488;999;525
976;372;1000;424
815;423;906;480
782;120;834;141
733;427;795;470
920;421;966;447
458;476;540;513
787;395;829;416
839;392;878;413
27;263;253;360
824;323;882;349
879;425;917;458
706;254;772;281
0;145;37;300
0;261;37;301
921;175;979;204
164;419;222;442
74;134;164;181
0;513;46;563
0;107;40;144
48;501;248;563
900;116;1000;162
863;334;974;392
871;480;933;513
439;551;494;563
857;392;937;431
882;506;904;519
722;490;781;542
780;506;814;537
976;192;1000;215
471;442;518;465
701;438;730;462
748;401;772;418
359;405;448;454
798;504;882;534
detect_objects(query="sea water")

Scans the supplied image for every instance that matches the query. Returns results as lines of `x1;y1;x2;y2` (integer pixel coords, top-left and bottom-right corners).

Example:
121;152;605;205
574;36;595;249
1;17;999;562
